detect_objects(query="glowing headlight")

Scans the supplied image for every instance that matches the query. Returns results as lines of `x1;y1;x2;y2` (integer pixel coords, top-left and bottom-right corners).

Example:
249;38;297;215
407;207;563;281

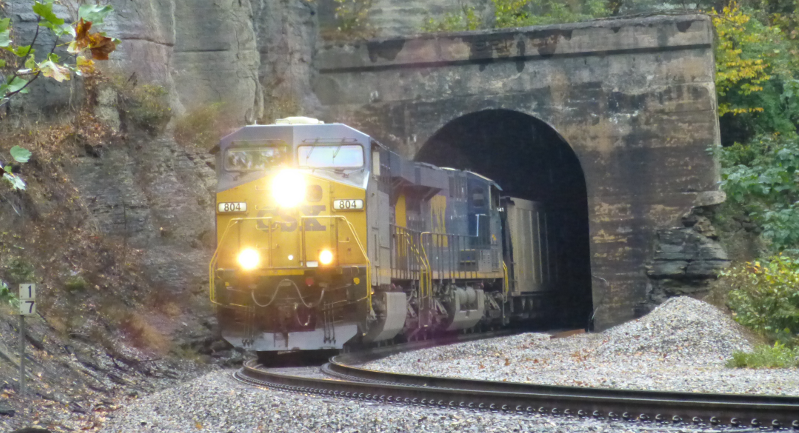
272;169;306;208
238;248;260;270
319;249;334;266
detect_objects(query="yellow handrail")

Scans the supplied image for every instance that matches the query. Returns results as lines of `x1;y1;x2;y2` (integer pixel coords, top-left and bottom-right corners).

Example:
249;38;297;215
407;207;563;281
419;232;434;328
502;261;509;301
300;215;372;309
210;215;371;310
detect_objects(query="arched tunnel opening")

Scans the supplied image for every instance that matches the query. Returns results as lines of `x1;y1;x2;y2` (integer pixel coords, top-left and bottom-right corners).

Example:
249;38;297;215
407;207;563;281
416;109;594;329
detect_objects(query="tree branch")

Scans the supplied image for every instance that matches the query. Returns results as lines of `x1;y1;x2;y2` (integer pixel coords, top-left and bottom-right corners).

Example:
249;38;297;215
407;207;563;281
6;16;42;87
0;29;61;107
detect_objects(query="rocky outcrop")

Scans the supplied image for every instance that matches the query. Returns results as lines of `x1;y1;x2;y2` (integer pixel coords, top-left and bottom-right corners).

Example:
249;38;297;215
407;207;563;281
645;205;730;305
252;0;322;122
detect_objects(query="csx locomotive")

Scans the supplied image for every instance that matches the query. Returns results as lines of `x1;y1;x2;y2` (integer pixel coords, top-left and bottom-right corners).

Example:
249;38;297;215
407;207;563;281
210;117;560;353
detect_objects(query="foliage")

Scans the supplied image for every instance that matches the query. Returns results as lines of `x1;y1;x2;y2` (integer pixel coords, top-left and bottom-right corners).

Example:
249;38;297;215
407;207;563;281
332;0;375;37
422;3;482;33
1;145;31;190
423;0;607;32
727;342;799;368
712;3;799;142
720;254;799;344
719;134;799;251
6;256;36;283
65;274;87;291
0;280;19;308
174;103;227;150
111;77;172;134
0;1;119;107
491;0;607;28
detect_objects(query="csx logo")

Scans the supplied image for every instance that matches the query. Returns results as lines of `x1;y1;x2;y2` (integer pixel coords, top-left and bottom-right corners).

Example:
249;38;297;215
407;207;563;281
256;205;326;232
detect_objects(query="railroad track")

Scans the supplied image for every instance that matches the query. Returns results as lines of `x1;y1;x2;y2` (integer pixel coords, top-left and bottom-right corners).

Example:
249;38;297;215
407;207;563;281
235;334;799;430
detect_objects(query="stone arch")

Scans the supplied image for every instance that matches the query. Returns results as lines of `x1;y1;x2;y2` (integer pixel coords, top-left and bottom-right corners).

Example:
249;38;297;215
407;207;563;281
415;109;594;328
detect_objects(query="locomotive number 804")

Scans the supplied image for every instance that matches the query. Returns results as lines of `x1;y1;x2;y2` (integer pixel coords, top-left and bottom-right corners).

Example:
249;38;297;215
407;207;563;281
210;117;560;353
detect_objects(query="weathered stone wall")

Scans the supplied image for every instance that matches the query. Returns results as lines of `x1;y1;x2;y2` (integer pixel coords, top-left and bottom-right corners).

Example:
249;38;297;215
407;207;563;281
314;15;723;329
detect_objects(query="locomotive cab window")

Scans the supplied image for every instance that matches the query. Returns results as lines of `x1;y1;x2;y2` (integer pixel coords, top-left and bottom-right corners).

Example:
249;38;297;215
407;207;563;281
225;144;289;172
297;144;364;169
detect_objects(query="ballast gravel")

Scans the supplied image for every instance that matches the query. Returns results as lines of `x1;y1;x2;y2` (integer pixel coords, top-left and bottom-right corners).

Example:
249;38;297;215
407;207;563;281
365;297;799;396
100;369;762;433
100;297;795;432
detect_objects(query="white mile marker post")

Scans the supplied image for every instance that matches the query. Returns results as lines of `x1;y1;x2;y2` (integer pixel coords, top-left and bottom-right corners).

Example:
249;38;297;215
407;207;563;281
18;283;36;396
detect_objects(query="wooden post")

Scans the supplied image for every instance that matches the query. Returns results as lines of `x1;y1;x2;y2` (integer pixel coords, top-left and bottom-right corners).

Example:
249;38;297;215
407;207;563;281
18;314;25;396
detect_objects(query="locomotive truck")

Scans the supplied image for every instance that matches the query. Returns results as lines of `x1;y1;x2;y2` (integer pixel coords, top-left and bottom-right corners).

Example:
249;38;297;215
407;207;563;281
210;117;561;353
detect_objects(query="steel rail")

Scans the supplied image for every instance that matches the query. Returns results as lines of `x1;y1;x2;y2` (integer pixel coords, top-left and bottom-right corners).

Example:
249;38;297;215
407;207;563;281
236;337;799;430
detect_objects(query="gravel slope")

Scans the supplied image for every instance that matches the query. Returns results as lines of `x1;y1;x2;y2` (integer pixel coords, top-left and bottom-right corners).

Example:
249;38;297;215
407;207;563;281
99;369;761;433
99;297;794;432
365;297;799;395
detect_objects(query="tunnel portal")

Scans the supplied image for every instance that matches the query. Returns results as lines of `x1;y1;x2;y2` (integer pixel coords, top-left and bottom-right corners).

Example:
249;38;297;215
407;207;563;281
417;110;594;328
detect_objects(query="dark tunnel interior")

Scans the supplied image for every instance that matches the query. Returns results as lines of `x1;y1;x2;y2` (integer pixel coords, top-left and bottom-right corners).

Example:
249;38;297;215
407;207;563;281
415;109;594;329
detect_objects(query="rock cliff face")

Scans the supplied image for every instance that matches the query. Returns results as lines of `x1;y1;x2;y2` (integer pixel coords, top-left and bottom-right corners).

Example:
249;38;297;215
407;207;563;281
1;0;323;297
3;0;322;123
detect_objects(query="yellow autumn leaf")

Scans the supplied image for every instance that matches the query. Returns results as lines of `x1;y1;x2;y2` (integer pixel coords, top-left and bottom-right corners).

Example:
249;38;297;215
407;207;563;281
38;60;70;82
76;56;95;74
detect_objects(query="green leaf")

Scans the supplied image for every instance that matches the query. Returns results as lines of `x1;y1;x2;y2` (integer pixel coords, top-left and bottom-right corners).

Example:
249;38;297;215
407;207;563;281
0;18;10;33
24;56;36;70
10;45;33;57
0;29;10;48
10;146;31;163
33;1;64;27
48;53;59;63
78;5;114;25
2;173;26;190
6;77;29;94
0;59;5;68
58;23;76;38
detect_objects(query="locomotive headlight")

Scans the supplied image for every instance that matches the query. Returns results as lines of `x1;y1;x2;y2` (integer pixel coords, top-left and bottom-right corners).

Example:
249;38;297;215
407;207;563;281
272;169;306;208
319;249;334;266
238;248;260;270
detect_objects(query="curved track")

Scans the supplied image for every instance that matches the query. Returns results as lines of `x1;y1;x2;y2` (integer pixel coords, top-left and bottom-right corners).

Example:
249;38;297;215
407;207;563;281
235;335;799;430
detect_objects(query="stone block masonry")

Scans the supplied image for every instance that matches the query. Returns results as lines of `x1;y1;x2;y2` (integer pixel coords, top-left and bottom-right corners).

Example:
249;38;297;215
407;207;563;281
315;14;723;329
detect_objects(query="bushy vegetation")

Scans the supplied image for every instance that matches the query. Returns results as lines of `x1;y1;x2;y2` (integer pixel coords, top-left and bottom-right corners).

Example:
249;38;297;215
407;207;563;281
0;280;19;309
727;342;799;368
721;254;799;345
719;135;799;251
422;2;482;32
326;0;376;39
710;3;799;359
174;103;226;150
110;76;172;134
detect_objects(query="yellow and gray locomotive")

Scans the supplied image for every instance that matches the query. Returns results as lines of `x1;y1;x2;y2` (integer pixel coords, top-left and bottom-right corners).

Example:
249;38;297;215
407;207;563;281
210;118;560;353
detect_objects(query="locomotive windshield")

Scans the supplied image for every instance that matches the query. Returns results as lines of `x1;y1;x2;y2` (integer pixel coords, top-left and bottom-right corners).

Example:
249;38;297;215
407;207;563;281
225;144;290;171
297;144;364;169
